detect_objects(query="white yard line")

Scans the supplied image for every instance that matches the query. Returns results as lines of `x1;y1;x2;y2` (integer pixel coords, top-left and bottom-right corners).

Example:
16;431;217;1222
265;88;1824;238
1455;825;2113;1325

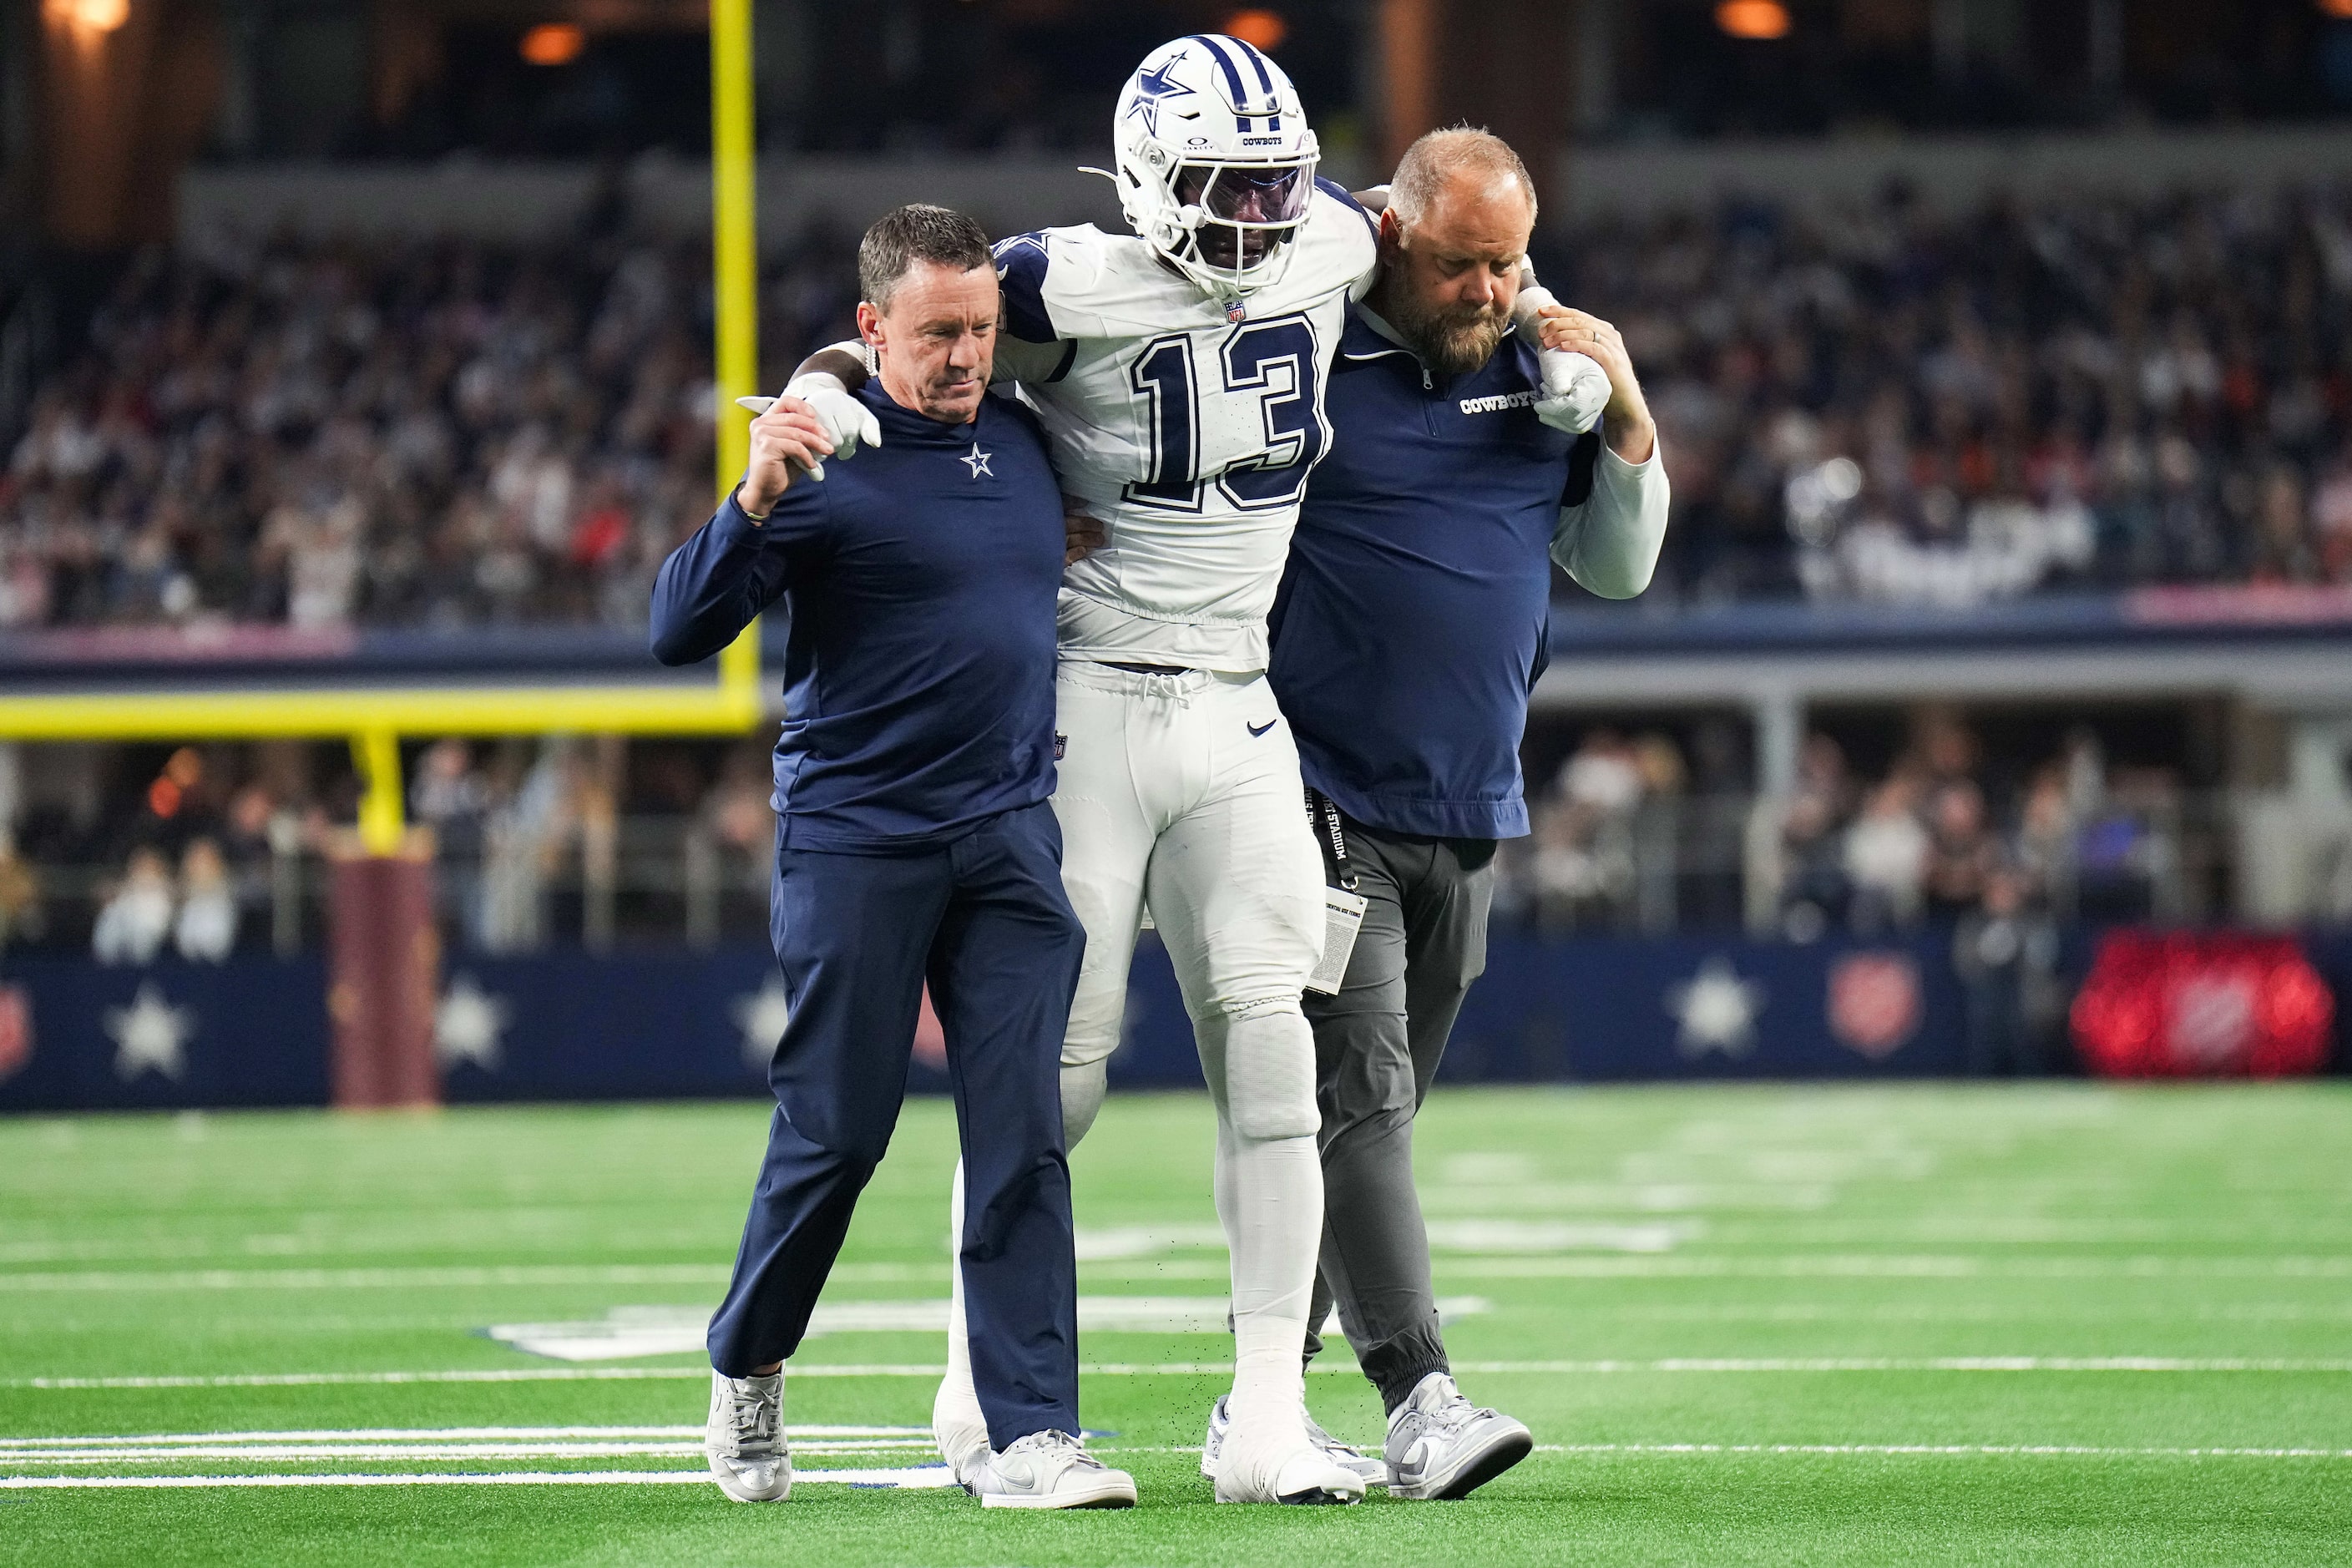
0;1266;732;1292
0;1467;958;1490
5;1255;2346;1290
1436;1255;2352;1278
0;1425;913;1445
8;1444;2347;1490
12;1357;2352;1392
1535;1443;2352;1459
2;1443;932;1463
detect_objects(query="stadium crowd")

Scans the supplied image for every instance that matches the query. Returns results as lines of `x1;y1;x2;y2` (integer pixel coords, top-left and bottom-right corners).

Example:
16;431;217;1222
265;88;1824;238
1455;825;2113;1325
1552;182;2352;604
0;225;859;631
5;183;2352;628
7;183;2352;628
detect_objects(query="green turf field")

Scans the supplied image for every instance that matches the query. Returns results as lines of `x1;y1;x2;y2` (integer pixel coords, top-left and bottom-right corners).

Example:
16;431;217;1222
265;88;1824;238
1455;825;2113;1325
3;1084;2349;1565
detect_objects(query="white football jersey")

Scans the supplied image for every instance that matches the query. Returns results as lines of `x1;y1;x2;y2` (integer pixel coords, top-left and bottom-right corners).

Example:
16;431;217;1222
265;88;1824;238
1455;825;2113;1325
991;180;1378;672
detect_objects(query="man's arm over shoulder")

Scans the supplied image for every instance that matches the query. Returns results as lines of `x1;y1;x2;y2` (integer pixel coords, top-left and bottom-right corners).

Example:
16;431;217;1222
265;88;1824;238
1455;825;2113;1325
1310;178;1384;302
649;484;825;665
1551;431;1670;599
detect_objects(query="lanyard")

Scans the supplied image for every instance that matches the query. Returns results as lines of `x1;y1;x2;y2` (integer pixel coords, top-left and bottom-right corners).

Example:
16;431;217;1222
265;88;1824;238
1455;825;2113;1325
1306;787;1358;892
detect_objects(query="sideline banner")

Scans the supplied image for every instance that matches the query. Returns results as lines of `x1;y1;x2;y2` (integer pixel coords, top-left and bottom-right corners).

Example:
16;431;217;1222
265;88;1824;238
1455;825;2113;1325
3;930;2339;1111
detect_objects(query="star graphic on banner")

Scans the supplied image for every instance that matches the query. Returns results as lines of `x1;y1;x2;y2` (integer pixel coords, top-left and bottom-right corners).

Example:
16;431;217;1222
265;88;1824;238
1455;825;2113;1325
960;443;994;479
732;979;794;1072
1664;956;1767;1059
434;973;512;1072
105;981;193;1082
1124;56;1196;137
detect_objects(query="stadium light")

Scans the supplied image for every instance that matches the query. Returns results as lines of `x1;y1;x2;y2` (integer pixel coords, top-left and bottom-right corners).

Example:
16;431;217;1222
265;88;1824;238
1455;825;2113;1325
2323;0;2352;19
41;0;129;38
1717;0;1791;40
519;23;587;66
1222;9;1289;52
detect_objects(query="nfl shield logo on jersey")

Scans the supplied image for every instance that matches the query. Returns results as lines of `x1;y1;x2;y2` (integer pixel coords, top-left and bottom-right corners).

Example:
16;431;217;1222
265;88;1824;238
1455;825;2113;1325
1225;300;1247;323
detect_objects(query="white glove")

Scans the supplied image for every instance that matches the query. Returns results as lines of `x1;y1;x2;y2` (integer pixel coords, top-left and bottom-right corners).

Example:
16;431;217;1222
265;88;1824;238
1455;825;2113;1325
1535;348;1611;437
734;372;882;482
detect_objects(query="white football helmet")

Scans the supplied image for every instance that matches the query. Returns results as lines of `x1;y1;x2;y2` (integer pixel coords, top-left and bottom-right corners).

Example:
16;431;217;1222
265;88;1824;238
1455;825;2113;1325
1111;34;1319;299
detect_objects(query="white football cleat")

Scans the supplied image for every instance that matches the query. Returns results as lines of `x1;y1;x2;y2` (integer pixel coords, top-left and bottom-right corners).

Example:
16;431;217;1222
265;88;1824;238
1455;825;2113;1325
1211;1399;1364;1505
705;1368;790;1502
970;1430;1137;1510
1200;1393;1385;1487
1383;1372;1533;1501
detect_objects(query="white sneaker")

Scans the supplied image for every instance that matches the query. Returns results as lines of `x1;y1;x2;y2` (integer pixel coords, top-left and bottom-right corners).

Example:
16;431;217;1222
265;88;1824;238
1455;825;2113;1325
705;1369;790;1502
1211;1398;1365;1505
1200;1393;1385;1486
970;1430;1137;1510
1383;1372;1532;1500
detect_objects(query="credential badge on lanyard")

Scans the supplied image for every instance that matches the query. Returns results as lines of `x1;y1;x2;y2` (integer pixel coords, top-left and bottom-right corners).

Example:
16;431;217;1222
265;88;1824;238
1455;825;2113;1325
1304;788;1368;996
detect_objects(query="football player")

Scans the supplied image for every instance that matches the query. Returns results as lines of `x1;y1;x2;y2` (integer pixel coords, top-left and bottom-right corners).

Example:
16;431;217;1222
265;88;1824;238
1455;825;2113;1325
784;34;1601;1505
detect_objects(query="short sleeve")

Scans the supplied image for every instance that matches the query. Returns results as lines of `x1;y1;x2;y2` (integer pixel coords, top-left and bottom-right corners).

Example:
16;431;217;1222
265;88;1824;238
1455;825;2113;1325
992;232;1060;346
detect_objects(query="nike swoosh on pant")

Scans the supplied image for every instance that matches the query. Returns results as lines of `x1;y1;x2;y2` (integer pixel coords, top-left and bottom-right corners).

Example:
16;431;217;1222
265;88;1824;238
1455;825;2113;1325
1247;720;1277;737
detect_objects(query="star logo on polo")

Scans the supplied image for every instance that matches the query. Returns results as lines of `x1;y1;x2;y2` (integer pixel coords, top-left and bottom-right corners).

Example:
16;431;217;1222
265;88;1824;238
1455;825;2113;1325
732;978;793;1071
434;973;512;1072
104;981;194;1081
960;443;993;479
1124;56;1196;137
1663;956;1767;1059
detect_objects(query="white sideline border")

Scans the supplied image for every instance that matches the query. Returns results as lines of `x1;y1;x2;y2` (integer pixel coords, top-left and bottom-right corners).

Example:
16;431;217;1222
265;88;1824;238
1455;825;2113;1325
13;1357;2352;1390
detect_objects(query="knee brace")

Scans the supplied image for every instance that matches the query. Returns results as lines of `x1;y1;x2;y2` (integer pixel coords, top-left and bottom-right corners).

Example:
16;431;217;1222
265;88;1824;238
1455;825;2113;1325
1203;997;1319;1141
1060;1058;1109;1147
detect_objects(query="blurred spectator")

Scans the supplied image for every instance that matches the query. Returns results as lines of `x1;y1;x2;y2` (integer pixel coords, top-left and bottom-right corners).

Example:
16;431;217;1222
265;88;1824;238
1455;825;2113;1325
1953;860;2056;1076
1844;775;1930;933
1778;732;1857;940
0;830;40;949
1920;780;1994;922
173;838;238;962
92;846;174;965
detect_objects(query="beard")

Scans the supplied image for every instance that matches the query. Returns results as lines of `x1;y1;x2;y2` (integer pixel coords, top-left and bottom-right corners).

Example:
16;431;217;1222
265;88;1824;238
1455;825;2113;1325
1387;289;1511;377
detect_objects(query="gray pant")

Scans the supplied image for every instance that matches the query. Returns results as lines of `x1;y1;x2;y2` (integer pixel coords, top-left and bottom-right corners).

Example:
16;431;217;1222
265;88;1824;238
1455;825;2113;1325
1302;811;1495;1413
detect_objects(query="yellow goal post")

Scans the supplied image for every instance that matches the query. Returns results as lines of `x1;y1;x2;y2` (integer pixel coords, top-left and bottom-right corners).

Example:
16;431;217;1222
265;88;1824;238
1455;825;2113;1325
0;0;768;854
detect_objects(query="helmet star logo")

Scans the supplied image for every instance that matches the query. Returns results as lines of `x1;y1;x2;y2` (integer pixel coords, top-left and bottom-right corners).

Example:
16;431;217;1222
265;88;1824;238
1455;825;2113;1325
1125;57;1196;138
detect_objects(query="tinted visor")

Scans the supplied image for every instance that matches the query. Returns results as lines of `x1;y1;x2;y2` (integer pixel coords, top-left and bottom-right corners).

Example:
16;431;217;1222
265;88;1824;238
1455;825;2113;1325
1174;163;1312;227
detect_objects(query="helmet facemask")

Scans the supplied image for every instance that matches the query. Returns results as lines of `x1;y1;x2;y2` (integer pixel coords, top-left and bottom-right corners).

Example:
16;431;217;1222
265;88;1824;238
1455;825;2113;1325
1165;160;1314;291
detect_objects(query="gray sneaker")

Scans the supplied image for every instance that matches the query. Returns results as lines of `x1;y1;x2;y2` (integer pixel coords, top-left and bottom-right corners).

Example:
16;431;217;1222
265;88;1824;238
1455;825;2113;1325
1201;1394;1386;1486
1384;1372;1532;1500
705;1368;790;1502
970;1430;1137;1510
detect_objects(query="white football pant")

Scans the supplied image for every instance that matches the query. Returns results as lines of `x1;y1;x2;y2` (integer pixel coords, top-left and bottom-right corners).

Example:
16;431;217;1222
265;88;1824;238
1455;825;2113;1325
938;661;1328;1487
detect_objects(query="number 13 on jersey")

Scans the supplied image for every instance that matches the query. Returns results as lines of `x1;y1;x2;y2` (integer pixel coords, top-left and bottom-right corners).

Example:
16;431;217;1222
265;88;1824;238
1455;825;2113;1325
1124;313;1328;513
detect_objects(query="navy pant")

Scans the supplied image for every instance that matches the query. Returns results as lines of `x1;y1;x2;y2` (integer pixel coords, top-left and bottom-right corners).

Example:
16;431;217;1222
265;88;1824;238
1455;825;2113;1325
706;800;1085;1448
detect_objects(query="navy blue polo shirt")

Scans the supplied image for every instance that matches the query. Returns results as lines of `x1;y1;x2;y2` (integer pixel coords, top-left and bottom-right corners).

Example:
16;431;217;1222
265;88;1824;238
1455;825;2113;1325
650;382;1065;852
1268;307;1597;841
